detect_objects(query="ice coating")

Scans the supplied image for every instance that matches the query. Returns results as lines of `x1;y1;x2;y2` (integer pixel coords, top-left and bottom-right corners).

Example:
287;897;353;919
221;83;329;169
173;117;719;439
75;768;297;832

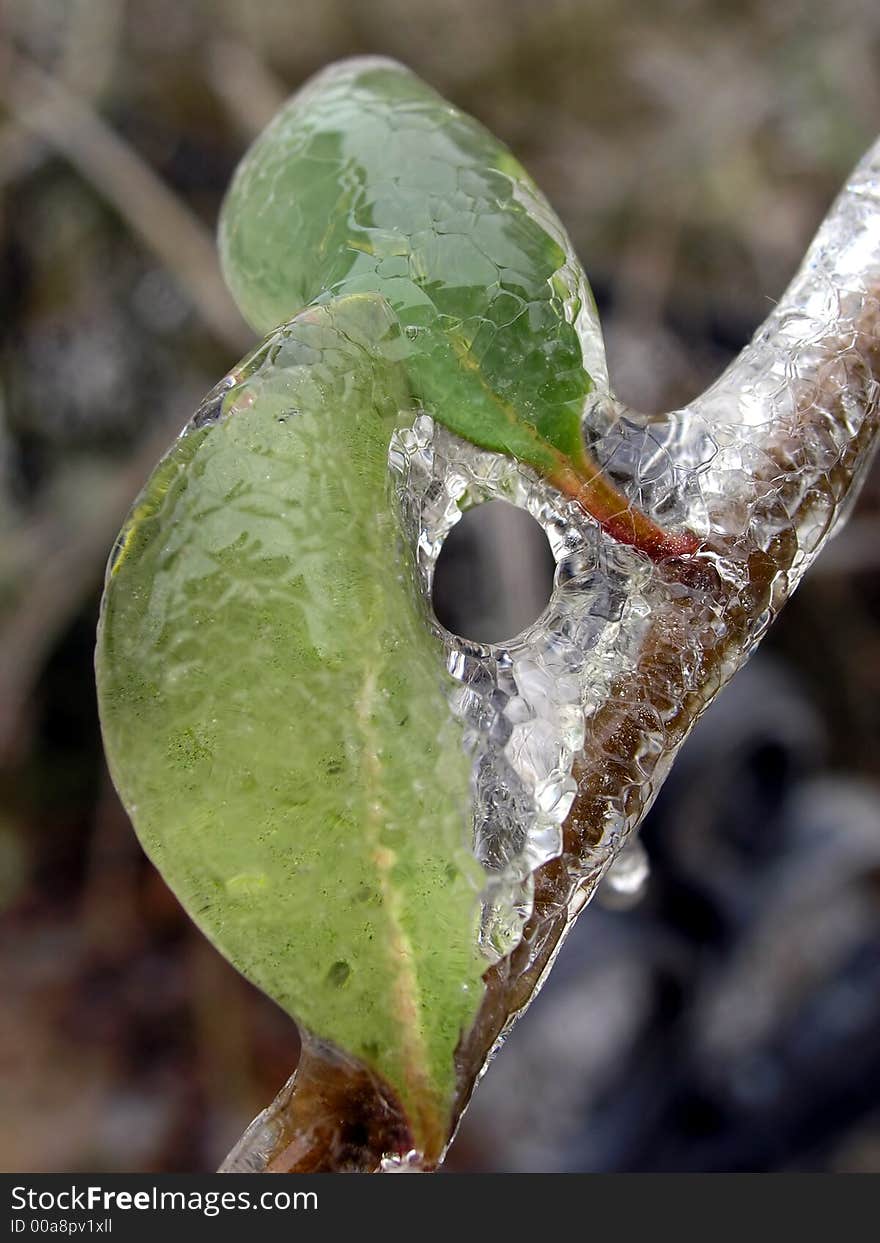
391;413;648;957
383;137;880;964
423;137;880;969
87;45;877;1170
636;137;880;565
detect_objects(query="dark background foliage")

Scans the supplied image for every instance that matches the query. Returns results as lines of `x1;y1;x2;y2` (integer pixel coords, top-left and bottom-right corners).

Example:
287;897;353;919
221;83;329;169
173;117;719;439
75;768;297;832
1;0;878;1172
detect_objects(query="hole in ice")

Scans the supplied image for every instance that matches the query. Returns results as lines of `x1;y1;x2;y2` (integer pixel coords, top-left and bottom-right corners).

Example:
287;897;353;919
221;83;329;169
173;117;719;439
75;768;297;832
431;500;556;645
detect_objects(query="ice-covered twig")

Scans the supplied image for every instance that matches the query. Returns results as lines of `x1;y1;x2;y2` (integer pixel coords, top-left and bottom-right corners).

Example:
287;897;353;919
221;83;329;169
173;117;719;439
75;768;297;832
220;138;880;1174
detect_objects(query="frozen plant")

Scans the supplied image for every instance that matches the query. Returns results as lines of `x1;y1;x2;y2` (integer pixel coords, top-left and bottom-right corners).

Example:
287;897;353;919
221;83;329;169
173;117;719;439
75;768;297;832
95;59;880;1172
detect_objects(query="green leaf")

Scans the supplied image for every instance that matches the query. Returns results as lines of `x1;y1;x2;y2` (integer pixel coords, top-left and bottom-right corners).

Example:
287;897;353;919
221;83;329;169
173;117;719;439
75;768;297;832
96;295;485;1154
219;57;599;482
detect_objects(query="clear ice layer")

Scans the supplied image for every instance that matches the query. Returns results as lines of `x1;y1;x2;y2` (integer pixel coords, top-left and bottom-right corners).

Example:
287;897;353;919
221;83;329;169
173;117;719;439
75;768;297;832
391;135;880;964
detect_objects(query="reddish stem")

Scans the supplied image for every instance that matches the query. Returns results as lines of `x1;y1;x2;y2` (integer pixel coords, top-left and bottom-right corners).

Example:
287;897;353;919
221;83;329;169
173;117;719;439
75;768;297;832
549;454;701;562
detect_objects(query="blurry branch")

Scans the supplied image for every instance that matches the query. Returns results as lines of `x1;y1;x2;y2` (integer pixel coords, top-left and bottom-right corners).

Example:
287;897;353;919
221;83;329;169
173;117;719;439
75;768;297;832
205;39;289;140
0;45;257;758
1;50;251;355
0;0;121;187
55;0;124;102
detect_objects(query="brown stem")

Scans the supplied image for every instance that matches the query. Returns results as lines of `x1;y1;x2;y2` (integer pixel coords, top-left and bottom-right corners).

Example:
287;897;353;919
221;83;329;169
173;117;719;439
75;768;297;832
220;1034;416;1174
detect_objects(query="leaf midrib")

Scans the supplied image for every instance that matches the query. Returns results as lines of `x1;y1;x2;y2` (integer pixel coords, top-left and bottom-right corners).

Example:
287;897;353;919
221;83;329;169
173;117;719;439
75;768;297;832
355;565;445;1154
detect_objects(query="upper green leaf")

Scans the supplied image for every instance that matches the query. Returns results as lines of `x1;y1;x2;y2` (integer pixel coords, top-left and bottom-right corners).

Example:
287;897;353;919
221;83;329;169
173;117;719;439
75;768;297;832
219;57;601;480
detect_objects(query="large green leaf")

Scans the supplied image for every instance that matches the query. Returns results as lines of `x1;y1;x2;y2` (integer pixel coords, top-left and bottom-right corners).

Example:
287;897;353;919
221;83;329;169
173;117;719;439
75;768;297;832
95;296;485;1154
219;57;599;481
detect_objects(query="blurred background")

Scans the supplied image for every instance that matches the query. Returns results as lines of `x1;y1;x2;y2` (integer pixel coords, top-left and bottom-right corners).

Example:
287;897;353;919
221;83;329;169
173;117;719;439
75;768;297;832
2;0;880;1173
